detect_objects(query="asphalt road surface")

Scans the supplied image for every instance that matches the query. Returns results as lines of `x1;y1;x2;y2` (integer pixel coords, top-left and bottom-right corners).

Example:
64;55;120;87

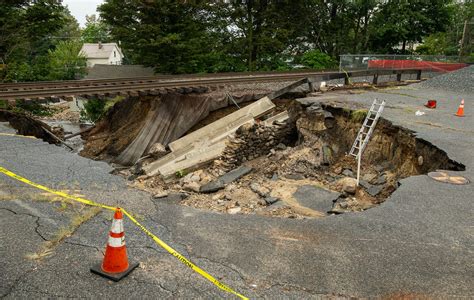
0;83;472;298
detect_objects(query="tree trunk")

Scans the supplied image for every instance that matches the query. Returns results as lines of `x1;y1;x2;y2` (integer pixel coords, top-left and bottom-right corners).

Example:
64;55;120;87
247;0;254;71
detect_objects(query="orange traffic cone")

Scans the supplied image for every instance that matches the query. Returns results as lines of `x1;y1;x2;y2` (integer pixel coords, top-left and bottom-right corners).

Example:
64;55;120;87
91;208;138;281
455;99;465;117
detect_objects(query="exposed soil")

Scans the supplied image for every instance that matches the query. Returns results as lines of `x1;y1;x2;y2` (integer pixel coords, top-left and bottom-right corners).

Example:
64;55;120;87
0;109;62;143
80;91;269;163
4;81;463;220
122;97;464;219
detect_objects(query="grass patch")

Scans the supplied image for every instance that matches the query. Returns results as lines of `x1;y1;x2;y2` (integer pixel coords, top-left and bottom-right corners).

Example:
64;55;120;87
350;109;367;122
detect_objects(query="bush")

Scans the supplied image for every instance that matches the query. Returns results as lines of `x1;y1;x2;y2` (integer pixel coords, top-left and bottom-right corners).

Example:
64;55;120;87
301;50;337;70
80;96;124;123
80;99;106;123
13;100;56;116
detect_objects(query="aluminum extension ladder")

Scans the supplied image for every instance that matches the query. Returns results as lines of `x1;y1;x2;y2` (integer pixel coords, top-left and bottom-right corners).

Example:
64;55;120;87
349;99;385;185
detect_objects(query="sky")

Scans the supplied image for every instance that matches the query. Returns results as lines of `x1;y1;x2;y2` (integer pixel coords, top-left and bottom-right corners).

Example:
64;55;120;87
63;0;104;28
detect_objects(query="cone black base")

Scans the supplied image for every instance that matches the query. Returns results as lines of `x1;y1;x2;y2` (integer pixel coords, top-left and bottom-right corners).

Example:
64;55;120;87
90;261;139;282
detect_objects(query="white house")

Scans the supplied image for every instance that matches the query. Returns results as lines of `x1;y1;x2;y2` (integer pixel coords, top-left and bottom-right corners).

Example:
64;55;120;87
80;42;124;67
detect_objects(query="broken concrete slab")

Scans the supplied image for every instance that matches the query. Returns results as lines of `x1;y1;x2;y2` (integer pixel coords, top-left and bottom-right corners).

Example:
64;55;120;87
200;166;252;193
264;196;280;205
158;141;227;178
295;97;322;107
220;165;253;184
359;180;372;190
263;111;289;126
200;180;225;193
367;185;384;197
374;175;387;185
204;115;254;147
293;185;341;213
168;96;275;152
152;192;188;203
142;144;195;176
263;200;286;210
342;169;354;177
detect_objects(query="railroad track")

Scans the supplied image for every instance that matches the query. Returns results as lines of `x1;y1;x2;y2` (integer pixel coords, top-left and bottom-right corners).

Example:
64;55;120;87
0;69;348;91
0;68;422;102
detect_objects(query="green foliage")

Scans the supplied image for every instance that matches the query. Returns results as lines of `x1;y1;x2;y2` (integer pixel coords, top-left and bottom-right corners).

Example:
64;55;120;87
1;1;82;82
416;32;458;55
80;96;124;123
13;100;56;116
1;0;471;80
48;41;87;80
175;170;187;178
80;99;107;123
301;50;337;70
0;100;8;109
81;14;111;43
350;110;368;122
368;0;453;53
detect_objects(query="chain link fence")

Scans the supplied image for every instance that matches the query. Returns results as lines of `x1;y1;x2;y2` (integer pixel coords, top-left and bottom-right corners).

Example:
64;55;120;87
339;54;471;72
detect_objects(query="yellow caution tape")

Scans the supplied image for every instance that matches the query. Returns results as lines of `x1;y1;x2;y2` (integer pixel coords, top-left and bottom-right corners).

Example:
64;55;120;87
0;133;36;139
0;166;248;299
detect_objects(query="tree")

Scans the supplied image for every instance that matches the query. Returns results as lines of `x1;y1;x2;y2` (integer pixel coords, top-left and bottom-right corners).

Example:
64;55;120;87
368;0;453;53
223;1;311;71
0;0;75;82
81;14;111;43
48;40;87;80
99;1;223;73
301;50;337;70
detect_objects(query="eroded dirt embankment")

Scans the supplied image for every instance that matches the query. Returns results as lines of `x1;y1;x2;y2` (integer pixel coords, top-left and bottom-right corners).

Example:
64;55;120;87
80;92;265;163
77;92;465;217
0;109;60;144
124;97;465;217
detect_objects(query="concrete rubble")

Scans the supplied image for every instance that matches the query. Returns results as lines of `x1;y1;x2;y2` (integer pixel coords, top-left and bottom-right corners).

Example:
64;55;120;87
142;96;276;178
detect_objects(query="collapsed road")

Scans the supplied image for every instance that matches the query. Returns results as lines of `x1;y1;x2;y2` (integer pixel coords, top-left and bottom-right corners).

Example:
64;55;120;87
0;68;473;298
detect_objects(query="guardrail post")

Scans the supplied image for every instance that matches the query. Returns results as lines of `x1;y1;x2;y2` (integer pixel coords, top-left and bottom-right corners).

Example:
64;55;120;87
416;70;422;80
344;74;350;86
396;73;402;82
372;74;378;85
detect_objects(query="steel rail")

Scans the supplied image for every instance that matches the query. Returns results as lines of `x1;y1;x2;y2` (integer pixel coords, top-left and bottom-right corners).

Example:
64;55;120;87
0;69;344;90
0;68;422;101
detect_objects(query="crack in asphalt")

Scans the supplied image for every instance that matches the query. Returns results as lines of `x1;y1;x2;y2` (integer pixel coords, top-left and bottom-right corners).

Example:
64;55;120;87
191;255;246;284
130;276;177;296
64;240;102;254
0;207;48;241
0;269;35;299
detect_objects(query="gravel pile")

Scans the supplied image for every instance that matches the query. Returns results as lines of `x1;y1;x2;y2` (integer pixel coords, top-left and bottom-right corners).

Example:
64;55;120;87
418;65;474;93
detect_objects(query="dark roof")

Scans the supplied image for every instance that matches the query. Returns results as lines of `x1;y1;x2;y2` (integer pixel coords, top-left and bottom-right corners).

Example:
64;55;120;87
84;64;156;79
